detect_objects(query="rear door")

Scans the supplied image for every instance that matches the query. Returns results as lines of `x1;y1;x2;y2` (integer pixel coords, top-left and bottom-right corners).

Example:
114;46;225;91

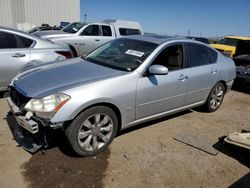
0;31;31;90
183;43;218;105
76;24;112;55
100;25;115;44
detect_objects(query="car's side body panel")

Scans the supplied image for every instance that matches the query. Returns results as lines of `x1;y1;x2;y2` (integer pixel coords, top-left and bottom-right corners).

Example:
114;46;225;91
0;49;30;90
51;72;139;128
0;26;72;91
136;70;187;119
184;64;218;105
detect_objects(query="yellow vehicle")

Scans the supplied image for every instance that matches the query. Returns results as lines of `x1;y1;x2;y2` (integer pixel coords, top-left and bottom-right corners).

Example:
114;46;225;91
210;36;250;57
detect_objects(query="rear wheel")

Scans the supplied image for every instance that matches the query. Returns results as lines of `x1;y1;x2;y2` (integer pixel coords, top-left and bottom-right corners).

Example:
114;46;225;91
65;106;118;156
204;82;225;112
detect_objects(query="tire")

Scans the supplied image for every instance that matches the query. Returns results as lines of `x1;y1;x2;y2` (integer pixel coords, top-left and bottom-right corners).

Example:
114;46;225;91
3;91;10;98
203;82;226;112
65;106;118;156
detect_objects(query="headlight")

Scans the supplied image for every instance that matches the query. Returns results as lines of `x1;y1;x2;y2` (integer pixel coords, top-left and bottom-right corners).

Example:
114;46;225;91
24;93;70;119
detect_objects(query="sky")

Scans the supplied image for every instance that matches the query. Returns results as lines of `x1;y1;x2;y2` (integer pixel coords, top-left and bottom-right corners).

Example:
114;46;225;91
80;0;250;37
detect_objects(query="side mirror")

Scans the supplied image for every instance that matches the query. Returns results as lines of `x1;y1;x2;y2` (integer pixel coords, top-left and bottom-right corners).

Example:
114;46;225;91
148;65;168;75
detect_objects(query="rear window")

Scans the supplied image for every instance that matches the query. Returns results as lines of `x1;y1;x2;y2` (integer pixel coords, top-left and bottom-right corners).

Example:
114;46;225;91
0;31;34;49
185;43;211;68
119;28;141;36
102;25;112;36
208;48;218;63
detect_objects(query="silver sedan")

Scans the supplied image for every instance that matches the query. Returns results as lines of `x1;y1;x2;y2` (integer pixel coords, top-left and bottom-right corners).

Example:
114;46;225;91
8;35;236;156
0;26;74;92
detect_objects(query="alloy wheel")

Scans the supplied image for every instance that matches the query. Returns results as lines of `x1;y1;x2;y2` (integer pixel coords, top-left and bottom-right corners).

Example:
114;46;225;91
209;84;224;110
77;113;114;152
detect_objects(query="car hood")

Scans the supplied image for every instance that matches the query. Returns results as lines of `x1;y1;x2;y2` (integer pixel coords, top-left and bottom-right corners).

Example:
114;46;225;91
34;30;73;39
13;58;125;98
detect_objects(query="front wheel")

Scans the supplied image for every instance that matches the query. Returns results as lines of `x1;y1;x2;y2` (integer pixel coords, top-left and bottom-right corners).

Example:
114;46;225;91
65;106;118;156
203;82;225;112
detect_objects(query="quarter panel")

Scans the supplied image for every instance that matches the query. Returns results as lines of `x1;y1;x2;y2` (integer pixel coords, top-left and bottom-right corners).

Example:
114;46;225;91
0;49;30;89
184;64;218;105
216;54;236;82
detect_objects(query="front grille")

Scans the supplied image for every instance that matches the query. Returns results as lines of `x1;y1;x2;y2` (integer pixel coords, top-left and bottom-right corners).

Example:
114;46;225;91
10;87;31;108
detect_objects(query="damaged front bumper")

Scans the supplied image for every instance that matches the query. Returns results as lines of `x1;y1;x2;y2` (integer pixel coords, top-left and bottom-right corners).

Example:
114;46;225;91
7;97;64;153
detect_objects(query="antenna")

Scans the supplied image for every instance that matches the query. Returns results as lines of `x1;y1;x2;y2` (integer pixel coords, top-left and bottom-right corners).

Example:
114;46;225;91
84;12;87;21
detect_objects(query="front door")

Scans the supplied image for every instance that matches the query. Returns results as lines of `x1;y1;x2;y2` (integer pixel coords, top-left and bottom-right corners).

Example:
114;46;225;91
136;44;188;119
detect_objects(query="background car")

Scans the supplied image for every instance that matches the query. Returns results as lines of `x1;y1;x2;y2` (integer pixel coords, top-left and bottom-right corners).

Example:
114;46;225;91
210;36;250;57
8;35;235;156
186;36;209;44
34;20;144;56
0;26;74;92
233;40;250;85
27;24;62;34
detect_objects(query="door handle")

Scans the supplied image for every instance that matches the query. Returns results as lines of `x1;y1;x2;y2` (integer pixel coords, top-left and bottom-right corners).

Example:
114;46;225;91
95;39;100;42
12;53;25;58
211;68;217;74
178;74;188;81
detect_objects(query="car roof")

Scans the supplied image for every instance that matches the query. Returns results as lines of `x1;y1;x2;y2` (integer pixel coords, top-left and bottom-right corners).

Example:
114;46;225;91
0;26;30;35
225;36;250;40
126;35;180;44
0;26;47;42
125;35;205;46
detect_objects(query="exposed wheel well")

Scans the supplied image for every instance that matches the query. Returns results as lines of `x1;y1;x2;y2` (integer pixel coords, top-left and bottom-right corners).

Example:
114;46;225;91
69;45;77;57
71;103;122;132
218;80;227;91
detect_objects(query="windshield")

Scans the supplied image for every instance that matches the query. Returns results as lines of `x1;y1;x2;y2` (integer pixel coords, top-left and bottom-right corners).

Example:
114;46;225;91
219;38;239;47
85;38;158;72
62;22;86;33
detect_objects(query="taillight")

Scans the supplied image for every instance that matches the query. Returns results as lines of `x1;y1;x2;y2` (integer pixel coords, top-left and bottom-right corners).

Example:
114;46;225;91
55;51;73;58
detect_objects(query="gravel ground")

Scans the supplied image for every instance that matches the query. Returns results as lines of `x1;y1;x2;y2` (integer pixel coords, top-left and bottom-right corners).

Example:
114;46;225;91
0;89;249;188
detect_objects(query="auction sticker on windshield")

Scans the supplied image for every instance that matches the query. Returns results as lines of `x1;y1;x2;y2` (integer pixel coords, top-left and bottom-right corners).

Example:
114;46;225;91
125;50;144;57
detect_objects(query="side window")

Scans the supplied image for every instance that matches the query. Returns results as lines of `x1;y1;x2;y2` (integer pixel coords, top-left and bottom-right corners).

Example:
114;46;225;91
0;31;33;49
81;25;100;36
119;28;141;36
15;35;34;48
152;45;183;71
102;25;112;36
185;43;210;68
208;48;218;63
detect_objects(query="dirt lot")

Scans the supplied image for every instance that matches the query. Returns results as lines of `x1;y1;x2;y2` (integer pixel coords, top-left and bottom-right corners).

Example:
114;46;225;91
0;89;250;188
